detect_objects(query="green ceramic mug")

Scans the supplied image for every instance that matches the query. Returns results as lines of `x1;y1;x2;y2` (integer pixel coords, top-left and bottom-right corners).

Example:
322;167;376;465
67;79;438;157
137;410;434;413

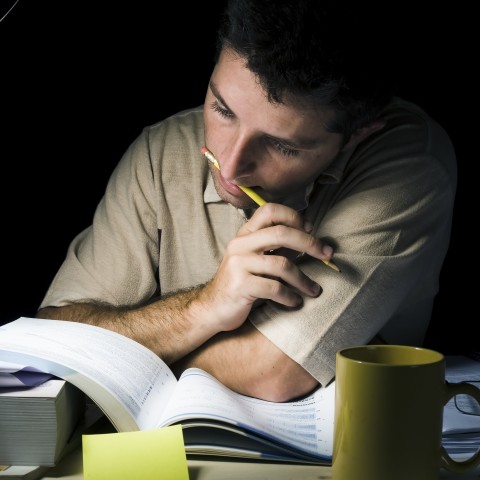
332;345;480;480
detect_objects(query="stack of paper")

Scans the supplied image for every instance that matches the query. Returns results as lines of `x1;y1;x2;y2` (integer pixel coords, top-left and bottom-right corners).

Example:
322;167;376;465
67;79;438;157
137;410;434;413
0;378;85;466
443;355;480;458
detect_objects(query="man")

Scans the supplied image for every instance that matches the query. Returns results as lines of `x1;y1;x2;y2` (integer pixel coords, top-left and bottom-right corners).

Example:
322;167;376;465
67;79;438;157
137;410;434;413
36;0;457;402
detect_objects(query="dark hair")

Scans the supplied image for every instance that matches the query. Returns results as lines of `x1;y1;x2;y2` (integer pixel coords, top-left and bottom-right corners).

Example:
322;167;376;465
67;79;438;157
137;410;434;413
215;0;399;142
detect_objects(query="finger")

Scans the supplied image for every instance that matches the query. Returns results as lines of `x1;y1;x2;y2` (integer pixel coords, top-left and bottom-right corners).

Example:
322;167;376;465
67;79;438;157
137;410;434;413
230;223;332;262
252;275;305;308
255;254;322;298
226;253;321;300
238;203;309;236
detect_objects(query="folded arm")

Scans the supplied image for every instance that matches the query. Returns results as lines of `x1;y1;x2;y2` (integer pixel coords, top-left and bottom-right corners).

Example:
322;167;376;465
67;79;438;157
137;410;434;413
170;321;319;402
37;204;327;401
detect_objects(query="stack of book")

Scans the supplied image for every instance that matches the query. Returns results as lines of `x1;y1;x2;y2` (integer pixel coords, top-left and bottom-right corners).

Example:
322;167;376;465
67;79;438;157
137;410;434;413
0;377;86;467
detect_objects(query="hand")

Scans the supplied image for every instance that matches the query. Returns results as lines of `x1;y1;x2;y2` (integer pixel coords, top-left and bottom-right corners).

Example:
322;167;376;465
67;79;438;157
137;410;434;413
200;203;333;332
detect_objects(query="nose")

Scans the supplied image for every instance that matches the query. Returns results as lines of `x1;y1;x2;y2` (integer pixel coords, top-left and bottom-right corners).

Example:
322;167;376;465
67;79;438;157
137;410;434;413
219;141;256;183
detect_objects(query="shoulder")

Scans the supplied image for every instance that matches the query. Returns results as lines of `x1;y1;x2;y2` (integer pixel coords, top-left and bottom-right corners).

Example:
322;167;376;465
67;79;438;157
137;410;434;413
116;106;206;176
312;97;458;239
143;106;205;173
349;97;457;193
103;106;207;199
146;106;205;147
376;97;455;172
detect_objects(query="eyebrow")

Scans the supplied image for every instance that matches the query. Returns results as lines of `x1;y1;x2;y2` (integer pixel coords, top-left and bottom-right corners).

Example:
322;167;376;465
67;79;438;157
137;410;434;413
208;80;326;150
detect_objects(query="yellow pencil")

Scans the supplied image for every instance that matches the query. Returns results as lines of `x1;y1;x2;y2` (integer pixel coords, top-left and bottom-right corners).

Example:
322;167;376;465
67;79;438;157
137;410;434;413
200;146;340;272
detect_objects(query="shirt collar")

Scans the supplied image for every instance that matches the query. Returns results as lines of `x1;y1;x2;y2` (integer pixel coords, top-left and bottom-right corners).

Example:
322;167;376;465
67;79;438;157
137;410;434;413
315;148;352;184
204;174;222;203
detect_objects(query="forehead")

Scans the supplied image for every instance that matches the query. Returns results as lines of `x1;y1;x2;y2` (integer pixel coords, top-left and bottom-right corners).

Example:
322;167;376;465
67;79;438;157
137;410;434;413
212;48;336;143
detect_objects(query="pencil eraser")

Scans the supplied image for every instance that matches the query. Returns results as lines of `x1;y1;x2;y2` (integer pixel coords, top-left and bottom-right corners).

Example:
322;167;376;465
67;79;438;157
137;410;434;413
200;147;208;155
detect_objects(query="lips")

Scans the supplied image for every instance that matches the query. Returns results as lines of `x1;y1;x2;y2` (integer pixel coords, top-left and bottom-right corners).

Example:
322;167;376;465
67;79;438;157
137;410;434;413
215;169;249;198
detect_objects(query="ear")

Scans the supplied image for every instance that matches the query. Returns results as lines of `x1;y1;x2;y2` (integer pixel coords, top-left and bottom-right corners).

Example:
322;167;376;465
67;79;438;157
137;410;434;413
342;118;386;150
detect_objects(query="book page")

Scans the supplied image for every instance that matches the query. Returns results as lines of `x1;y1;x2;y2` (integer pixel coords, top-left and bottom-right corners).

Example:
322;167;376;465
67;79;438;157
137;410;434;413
159;368;334;459
0;318;177;431
0;361;54;387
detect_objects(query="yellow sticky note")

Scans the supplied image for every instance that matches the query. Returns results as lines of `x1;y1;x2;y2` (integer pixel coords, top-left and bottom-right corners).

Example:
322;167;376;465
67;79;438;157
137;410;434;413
82;425;189;480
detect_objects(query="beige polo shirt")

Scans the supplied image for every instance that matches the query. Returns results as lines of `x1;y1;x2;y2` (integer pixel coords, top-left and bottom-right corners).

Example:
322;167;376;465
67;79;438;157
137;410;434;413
40;98;457;386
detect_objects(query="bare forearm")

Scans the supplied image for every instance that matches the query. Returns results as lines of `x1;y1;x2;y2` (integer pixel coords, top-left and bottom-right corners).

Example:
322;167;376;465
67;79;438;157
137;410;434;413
36;287;220;364
171;322;319;402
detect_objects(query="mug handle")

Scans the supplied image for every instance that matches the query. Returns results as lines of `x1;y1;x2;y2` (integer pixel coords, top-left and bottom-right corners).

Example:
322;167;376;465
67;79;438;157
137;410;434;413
441;382;480;473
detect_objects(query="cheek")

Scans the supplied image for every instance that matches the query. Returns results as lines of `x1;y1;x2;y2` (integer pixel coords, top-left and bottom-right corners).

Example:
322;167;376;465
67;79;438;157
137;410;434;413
203;109;232;152
259;162;315;195
268;151;337;192
203;107;213;141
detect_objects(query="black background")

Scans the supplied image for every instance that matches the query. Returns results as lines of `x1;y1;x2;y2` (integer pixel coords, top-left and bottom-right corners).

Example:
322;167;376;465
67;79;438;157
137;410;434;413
1;2;474;352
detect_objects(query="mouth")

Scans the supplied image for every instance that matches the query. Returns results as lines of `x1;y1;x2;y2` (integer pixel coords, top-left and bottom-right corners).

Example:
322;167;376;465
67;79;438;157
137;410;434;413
215;166;252;197
207;165;260;209
202;147;266;206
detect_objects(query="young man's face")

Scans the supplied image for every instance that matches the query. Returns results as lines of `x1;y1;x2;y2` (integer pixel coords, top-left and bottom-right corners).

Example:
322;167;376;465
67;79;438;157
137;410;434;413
203;47;349;210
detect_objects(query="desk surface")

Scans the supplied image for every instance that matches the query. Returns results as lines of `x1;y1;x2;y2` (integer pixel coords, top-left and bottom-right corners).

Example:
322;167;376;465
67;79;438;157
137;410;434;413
44;447;331;479
41;446;480;480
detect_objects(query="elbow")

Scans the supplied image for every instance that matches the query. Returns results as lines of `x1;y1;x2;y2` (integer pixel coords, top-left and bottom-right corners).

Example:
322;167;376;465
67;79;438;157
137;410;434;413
247;364;319;403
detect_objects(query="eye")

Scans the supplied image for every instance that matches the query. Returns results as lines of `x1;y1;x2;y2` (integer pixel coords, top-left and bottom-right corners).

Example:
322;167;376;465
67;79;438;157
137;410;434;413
209;101;234;119
269;138;300;157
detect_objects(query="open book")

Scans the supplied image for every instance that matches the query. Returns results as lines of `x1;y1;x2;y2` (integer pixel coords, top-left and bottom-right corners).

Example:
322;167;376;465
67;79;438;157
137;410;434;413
0;317;334;465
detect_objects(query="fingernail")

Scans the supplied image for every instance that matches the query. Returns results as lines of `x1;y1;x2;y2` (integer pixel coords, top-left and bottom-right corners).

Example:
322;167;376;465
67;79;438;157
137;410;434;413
304;221;313;233
323;245;333;257
311;283;322;296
